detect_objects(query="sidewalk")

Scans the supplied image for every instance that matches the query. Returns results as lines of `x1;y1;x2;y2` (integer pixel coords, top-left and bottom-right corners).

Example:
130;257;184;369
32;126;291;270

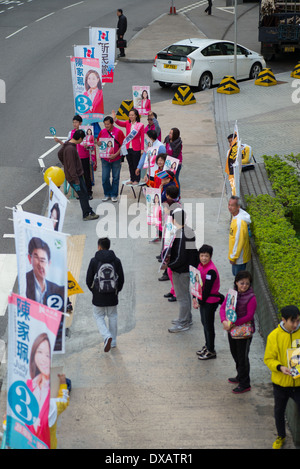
50;13;297;449
0;9;298;449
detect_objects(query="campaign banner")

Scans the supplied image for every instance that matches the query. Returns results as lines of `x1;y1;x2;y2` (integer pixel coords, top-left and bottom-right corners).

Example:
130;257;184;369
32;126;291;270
6;293;62;449
98;137;114;158
225;288;237;323
48;179;68;232
189;266;203;300
142;139;161;177
73;44;102;71
80;125;95;147
89;27;116;83
132;86;151;116
146;187;161;226
70;56;104;125
162;215;176;251
13;213;68;353
232;121;242;197
164;155;179;174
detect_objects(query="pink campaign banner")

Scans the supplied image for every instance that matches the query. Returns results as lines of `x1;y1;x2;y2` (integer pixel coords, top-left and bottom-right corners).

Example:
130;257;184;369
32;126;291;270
6;293;62;449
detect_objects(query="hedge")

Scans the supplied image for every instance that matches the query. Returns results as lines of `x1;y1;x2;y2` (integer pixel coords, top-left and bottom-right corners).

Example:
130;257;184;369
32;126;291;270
263;155;300;228
245;194;300;315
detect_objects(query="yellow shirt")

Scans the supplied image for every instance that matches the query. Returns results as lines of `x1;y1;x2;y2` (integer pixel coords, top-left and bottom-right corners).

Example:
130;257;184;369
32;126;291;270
228;209;251;265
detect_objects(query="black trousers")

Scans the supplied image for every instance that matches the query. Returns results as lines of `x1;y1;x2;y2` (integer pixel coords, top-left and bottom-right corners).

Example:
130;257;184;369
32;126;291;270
81;157;92;195
273;383;300;437
205;0;212;14
199;302;218;352
126;149;141;183
228;334;252;388
118;35;125;55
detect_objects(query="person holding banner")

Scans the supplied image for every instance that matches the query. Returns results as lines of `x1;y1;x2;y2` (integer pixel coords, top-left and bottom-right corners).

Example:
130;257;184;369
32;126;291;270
228;196;251;276
97;116;125;202
192;244;223;360
136;130;165;185
220;271;257;394
165;209;198;333
164;127;183;194
112;108;144;185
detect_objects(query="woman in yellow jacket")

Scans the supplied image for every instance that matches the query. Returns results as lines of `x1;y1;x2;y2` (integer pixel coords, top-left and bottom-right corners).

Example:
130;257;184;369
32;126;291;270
48;374;70;449
264;305;300;449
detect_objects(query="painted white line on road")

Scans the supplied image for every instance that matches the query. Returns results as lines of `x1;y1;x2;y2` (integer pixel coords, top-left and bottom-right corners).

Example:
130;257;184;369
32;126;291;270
216;6;235;14
39;142;60;160
5;25;27;39
35;11;54;22
17;182;47;206
63;1;84;9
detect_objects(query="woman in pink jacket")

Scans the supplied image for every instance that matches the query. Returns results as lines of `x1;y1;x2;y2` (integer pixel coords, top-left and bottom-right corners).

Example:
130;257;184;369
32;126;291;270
112;108;144;184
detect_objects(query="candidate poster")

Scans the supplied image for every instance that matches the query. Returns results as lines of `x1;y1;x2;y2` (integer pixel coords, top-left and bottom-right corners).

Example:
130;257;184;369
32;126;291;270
189;266;203;300
146;187;161;226
70;56;104;125
89;27;116;83
142;139;161;177
13;214;68;353
98;137;114;158
225;288;237;322
132;85;151;116
162;215;176;251
164;155;179;174
6;293;62;449
48;179;68;232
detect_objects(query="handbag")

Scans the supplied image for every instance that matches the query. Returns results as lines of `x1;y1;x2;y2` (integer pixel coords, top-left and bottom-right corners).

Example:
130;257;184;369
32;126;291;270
117;39;127;48
230;321;253;339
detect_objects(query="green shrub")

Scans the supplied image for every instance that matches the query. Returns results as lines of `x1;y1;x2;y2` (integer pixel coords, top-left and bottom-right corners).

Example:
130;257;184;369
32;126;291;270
245;194;300;314
263;155;300;227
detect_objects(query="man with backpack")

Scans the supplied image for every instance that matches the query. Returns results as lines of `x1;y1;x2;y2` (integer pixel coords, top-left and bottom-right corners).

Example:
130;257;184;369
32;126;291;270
86;237;124;352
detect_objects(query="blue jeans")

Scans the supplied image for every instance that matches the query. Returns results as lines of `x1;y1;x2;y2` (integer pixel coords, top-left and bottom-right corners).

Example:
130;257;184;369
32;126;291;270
101;158;122;198
231;262;247;276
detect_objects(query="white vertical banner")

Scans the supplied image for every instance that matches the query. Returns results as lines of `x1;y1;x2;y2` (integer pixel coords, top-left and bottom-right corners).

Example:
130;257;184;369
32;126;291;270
48;179;68;232
13;212;68;353
89;27;116;83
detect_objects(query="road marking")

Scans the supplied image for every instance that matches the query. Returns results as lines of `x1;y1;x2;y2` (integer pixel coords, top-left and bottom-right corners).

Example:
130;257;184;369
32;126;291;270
35;11;54;22
177;0;207;13
216;6;235;14
17;183;47;207
63;1;84;9
5;25;27;39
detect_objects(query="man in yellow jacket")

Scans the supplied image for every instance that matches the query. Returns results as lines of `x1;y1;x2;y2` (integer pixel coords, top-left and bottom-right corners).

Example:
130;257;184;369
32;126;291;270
264;305;300;449
228;196;251;276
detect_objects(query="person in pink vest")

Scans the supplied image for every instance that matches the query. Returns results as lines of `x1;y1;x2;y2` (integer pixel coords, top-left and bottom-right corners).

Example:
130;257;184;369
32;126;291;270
112;108;144;185
192;244;223;360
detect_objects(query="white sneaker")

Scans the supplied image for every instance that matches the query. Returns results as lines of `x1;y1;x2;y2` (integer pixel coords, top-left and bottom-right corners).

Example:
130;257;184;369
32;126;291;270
111;197;118;202
102;196;110;202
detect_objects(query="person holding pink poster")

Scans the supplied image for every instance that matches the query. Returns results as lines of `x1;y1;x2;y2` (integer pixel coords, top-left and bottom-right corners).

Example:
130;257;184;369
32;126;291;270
84;70;104;114
112;108;144;185
192;244;223;361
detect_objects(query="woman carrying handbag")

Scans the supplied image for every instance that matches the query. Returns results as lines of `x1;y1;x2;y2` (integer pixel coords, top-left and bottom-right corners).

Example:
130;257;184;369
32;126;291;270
220;271;257;394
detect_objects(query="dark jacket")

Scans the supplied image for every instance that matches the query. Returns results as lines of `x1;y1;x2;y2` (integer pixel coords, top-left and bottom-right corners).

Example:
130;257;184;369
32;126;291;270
26;270;65;311
117;14;127;37
58;141;83;184
86;249;124;306
168;225;198;273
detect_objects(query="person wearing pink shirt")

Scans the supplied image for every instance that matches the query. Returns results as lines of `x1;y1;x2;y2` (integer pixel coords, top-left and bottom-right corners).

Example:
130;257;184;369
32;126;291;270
97;116;125;202
112;108;144;185
220;270;257;394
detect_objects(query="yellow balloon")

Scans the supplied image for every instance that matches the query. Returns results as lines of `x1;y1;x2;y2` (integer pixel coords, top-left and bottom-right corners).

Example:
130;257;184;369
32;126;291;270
44;166;65;187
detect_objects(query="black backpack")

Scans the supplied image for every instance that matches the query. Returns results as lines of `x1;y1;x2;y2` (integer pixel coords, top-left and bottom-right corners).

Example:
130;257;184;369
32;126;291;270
93;260;118;293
